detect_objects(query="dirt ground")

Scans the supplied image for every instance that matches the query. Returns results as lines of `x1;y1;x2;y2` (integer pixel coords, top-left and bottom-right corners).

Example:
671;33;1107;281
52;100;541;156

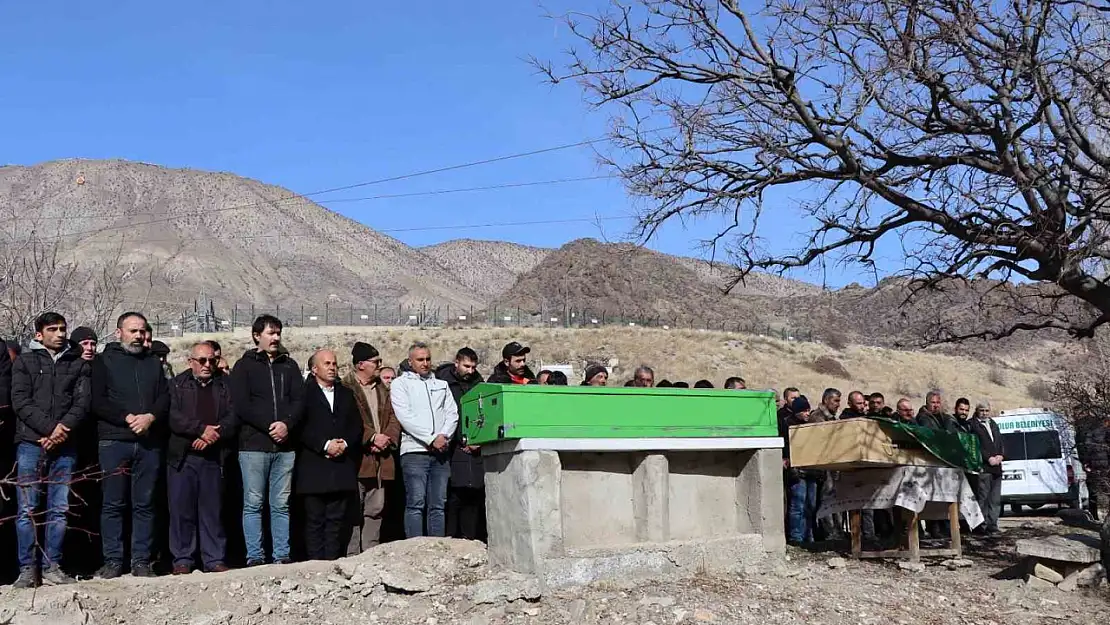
0;514;1105;625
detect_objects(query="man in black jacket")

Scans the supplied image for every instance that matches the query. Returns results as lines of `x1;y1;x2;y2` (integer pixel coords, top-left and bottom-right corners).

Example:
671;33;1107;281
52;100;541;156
229;315;305;566
971;401;1005;535
92;312;170;579
297;349;362;561
436;347;486;541
167;341;236;575
10;312;90;588
487;341;536;384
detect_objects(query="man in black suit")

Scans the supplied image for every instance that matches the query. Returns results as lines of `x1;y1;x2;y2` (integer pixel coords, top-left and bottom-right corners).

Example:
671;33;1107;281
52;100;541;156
296;349;363;561
971;401;1005;535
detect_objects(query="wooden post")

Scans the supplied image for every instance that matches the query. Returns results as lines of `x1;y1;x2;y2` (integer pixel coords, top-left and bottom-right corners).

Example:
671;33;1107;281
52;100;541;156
850;510;862;558
907;510;920;563
948;502;961;557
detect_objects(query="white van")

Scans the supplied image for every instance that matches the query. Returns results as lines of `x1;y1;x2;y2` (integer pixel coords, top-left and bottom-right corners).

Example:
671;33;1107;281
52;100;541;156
995;408;1089;512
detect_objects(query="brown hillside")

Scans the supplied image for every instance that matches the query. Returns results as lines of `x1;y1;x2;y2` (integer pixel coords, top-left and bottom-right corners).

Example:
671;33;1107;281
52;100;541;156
421;239;550;300
0;159;480;312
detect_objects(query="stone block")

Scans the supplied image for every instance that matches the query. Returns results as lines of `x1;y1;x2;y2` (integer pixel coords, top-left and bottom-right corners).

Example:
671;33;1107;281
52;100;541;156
1015;535;1101;564
633;454;670;543
1032;562;1064;584
484;450;563;573
1057;563;1105;592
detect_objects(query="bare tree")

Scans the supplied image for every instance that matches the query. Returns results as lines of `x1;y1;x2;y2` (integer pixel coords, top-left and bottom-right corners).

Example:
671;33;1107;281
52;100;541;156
538;0;1110;341
540;0;1110;573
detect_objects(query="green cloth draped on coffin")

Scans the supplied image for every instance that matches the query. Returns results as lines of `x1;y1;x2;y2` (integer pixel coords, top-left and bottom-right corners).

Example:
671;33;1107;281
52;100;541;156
870;417;983;473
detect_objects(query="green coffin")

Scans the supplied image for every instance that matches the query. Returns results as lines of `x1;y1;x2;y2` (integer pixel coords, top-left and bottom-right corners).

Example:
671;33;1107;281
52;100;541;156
460;383;778;445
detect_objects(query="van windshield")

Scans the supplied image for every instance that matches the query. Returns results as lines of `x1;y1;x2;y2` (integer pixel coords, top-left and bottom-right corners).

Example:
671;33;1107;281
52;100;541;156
1000;430;1063;461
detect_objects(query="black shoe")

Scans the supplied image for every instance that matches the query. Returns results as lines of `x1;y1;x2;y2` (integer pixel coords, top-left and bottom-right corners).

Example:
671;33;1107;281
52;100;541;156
13;567;37;589
131;562;157;578
245;559;266;568
97;562;123;580
275;558;292;565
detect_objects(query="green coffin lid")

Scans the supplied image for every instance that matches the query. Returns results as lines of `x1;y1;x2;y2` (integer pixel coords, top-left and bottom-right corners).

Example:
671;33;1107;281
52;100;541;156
460;383;778;445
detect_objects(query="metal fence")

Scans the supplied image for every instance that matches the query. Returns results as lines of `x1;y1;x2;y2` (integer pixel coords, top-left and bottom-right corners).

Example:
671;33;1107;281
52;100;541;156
149;300;817;343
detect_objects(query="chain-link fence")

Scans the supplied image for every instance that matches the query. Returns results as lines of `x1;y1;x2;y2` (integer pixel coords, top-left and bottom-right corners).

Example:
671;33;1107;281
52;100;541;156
150;300;816;343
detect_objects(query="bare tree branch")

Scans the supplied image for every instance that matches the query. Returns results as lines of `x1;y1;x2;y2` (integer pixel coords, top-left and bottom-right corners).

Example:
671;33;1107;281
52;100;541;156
542;0;1110;342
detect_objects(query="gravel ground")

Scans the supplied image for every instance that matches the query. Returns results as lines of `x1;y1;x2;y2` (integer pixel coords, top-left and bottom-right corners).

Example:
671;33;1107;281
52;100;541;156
0;518;1105;625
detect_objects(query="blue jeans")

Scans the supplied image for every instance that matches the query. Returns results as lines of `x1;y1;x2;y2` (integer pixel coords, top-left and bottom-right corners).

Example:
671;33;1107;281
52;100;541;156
238;451;294;563
16;443;76;569
400;452;451;538
99;440;163;566
787;477;818;544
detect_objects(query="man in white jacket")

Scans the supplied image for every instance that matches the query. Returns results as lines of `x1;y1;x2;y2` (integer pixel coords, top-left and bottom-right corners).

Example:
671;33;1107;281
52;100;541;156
391;342;458;537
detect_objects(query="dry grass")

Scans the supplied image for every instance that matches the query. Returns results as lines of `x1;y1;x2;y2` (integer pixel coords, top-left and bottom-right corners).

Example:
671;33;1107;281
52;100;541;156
167;325;1042;411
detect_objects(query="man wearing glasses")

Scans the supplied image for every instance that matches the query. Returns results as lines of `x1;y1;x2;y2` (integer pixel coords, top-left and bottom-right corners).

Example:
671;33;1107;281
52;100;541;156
391;342;458;537
167;342;236;574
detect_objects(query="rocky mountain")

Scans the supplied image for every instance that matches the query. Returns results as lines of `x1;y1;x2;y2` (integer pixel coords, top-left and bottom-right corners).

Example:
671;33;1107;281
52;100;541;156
0;159;1079;366
422;240;549;300
0;159;481;312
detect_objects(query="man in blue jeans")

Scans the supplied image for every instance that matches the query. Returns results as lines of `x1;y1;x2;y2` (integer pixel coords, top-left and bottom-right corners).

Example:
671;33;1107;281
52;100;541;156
391;342;457;537
230;315;304;566
10;312;91;588
781;395;819;545
91;312;170;578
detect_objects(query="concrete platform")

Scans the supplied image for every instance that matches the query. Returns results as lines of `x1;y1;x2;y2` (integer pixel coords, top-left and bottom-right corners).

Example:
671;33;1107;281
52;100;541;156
483;440;786;587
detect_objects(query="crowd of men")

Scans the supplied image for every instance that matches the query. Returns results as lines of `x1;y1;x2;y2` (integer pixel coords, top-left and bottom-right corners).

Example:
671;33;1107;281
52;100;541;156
0;310;1006;588
777;388;1005;548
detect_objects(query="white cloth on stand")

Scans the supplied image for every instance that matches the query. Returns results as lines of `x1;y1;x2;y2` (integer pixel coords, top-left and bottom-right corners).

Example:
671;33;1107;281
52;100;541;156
816;466;983;529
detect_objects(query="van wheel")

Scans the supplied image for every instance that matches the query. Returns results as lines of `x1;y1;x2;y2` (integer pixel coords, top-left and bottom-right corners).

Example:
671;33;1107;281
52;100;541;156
1011;503;1022;514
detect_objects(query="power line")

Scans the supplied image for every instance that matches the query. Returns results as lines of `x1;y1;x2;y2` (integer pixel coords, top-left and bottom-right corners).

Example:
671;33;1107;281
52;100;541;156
68;214;634;245
39;131;645;243
19;174;616;222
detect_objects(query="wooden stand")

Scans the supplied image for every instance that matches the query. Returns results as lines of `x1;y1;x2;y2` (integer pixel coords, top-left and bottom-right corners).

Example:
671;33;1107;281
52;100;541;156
849;504;962;563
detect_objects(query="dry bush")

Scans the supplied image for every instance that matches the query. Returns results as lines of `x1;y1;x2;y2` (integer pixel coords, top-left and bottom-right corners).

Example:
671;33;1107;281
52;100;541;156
988;366;1008;387
1026;379;1054;404
824;331;849;351
808;355;851;379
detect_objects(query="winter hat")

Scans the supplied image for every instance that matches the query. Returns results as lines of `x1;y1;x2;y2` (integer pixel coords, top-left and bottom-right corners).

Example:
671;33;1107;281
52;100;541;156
150;340;170;357
791;395;811;414
351;341;380;365
582;365;608;385
70;326;98;345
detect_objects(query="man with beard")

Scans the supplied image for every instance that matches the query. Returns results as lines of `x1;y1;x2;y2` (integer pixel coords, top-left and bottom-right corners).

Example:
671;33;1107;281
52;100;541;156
632;365;655;388
487;342;535;384
436;347;486;541
952;397;974;434
230;315;305;566
92;312;170;578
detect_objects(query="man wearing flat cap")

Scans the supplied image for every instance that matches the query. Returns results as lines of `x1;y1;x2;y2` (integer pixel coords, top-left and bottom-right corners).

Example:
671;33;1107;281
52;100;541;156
341;341;401;553
487;341;536;385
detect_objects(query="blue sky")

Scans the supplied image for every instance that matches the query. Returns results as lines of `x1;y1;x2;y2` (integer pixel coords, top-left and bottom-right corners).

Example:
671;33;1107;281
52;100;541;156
0;0;890;287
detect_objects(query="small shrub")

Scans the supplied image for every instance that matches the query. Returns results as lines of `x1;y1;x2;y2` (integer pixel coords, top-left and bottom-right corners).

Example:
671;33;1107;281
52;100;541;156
895;379;916;398
1027;379;1055;403
808;355;852;379
988;366;1008;387
824;331;849;351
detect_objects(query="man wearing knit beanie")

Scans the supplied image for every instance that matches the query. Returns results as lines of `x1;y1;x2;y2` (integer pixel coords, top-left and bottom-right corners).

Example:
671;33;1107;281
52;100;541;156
70;327;98;362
